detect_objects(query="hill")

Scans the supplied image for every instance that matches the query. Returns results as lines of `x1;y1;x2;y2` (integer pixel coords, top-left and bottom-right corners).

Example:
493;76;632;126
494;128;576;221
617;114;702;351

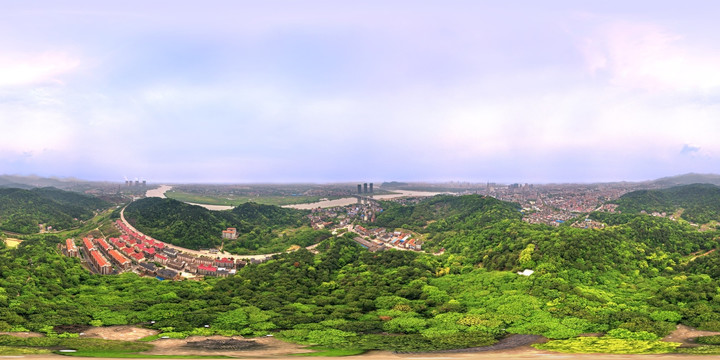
123;198;329;254
651;173;720;187
374;194;521;231
3;193;720;354
0;187;110;233
0;175;84;189
374;195;715;274
612;183;720;223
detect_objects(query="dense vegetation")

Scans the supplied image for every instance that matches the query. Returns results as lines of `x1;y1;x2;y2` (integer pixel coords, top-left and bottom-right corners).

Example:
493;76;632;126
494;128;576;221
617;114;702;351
2;193;720;354
375;194;521;231
124;198;326;254
613;183;720;223
0;187;109;234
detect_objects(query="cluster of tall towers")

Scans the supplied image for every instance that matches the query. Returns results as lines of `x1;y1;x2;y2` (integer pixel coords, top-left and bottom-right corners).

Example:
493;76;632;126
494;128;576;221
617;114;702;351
357;183;373;194
125;179;146;187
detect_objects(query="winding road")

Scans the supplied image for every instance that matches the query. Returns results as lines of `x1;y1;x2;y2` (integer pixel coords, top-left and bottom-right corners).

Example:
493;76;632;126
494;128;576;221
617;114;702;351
119;204;274;261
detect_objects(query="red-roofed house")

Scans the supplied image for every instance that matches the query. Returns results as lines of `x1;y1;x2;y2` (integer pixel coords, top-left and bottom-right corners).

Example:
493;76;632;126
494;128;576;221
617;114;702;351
90;250;111;275
82;237;95;252
213;257;235;268
96;238;112;254
130;252;144;262
65;238;78;257
154;254;168;264
197;264;218;275
108;249;131;270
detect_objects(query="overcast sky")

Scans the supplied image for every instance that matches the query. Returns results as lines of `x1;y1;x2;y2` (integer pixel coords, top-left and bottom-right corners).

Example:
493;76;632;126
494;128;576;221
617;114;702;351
2;1;720;183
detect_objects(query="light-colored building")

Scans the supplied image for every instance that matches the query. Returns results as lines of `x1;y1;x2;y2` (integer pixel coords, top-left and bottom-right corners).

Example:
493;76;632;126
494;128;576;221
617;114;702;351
65;238;78;257
222;227;238;239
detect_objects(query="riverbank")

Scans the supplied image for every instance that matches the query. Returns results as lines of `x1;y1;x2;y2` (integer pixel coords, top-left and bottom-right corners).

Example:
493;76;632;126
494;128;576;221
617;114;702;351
145;186;444;211
283;190;444;210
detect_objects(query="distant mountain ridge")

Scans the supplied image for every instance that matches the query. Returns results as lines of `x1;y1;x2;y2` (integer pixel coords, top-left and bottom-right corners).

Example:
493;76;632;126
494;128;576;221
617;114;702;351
613;183;720;223
0;175;84;189
650;173;720;187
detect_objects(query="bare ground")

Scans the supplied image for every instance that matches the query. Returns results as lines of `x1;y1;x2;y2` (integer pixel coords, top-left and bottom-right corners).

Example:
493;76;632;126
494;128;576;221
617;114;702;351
11;325;720;359
142;335;313;357
0;331;42;338
662;324;720;347
80;326;158;341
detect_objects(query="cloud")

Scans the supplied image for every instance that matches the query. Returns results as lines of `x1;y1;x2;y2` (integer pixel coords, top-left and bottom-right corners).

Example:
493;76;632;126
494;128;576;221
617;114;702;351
580;20;720;92
680;144;701;156
0;52;81;88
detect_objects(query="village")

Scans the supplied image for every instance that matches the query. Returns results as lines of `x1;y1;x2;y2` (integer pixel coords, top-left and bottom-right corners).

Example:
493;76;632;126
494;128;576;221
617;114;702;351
307;200;424;253
59;219;263;280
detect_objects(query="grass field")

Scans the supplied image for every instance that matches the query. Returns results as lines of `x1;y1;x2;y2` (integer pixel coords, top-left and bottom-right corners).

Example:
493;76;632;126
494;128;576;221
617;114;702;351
165;191;343;207
291;346;366;356
0;345;50;355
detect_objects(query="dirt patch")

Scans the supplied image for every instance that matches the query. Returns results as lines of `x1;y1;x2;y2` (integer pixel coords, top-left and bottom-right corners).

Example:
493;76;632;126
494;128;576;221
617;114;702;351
663;324;720;347
144;335;312;357
0;331;43;338
185;338;262;350
81;326;158;341
409;334;546;354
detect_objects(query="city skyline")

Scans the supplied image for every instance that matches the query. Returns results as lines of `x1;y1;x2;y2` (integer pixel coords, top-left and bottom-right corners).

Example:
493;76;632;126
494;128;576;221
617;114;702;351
2;1;720;183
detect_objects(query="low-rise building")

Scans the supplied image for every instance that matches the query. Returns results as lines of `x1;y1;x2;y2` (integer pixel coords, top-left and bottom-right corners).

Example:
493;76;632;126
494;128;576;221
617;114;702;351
108;249;131;270
65;238;78;257
222;227;238;239
197;264;218;276
156;268;179;281
89;250;111;275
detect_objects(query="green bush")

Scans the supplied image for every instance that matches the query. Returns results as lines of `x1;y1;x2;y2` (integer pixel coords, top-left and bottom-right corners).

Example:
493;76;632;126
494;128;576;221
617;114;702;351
535;337;679;354
606;328;659;341
697;335;720;345
676;345;720;355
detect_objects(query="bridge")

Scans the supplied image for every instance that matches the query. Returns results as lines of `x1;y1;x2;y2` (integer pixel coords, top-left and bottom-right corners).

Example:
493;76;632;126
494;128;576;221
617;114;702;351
351;194;380;205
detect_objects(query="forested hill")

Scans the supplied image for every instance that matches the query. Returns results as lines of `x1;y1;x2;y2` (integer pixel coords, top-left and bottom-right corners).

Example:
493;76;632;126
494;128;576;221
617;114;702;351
374;194;521;231
613;183;720;223
124;198;325;254
374;195;718;274
0;187;109;234
5;194;720;353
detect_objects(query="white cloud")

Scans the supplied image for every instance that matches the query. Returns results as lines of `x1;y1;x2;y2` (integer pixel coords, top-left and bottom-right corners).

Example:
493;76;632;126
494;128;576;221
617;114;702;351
0;52;80;88
580;21;720;92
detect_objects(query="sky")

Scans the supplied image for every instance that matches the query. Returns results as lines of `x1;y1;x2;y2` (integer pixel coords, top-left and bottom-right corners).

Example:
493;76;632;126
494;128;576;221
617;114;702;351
2;1;720;183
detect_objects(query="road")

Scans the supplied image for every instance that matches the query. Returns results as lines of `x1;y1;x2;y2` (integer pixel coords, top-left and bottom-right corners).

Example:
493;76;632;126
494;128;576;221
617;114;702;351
119;204;330;261
119;205;275;261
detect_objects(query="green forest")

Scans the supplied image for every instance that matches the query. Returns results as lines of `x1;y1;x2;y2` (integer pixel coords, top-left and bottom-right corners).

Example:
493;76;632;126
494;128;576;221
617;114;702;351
1;192;720;355
614;183;720;223
123;198;326;254
0;187;109;234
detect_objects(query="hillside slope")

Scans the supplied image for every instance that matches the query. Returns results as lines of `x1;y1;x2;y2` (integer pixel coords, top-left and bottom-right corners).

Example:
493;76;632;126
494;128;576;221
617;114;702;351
613;183;720;223
124;198;326;254
0;187;109;233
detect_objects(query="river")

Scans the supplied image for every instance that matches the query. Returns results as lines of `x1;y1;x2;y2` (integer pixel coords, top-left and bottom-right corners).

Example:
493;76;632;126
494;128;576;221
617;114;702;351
282;190;444;210
145;185;172;198
145;185;234;210
146;186;443;211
